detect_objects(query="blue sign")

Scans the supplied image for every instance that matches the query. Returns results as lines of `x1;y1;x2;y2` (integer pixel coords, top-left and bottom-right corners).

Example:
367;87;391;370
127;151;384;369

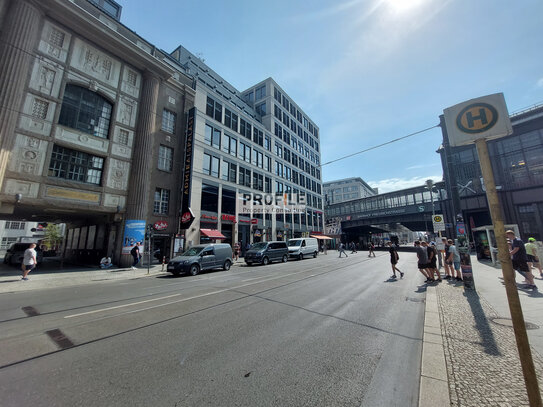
122;220;146;254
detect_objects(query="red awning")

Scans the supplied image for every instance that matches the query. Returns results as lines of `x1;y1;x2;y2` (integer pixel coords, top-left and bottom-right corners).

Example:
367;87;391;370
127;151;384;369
310;235;334;240
200;229;226;239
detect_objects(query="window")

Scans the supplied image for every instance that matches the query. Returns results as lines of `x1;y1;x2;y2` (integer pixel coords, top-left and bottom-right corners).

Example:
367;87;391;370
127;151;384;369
118;129;129;145
206;96;222;122
275;181;283;193
153;188;169;214
239;142;251;162
253;172;264;191
275;122;283;139
240;118;251;139
221;161;237;183
253;128;264;146
1;237;17;250
201;183;219;213
58;84;112;139
224;109;238;132
49;28;65;48
255;85;266;100
275;161;283;177
264;156;271;172
161;109;176;134
275;143;283;158
158;145;173;171
205;124;221;149
222;188;236;215
203;153;219;178
5;221;25;230
264;135;271;151
284;148;291;163
49;145;103;185
274;104;281;119
265;176;272;193
238;166;251;187
221;133;237;156
255;102;266;116
274;87;281;102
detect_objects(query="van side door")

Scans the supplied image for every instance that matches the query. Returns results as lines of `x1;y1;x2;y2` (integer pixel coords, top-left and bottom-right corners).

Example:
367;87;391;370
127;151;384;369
200;247;215;270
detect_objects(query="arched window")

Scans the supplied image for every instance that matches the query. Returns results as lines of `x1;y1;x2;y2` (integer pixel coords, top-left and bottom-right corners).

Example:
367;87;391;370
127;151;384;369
58;84;113;139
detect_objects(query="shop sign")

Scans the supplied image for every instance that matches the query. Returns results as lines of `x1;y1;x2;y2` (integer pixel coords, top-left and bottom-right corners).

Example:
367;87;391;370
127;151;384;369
221;214;236;222
239;219;251;224
201;214;218;221
250;218;258;224
180;208;195;229
153;220;168;231
179;107;196;230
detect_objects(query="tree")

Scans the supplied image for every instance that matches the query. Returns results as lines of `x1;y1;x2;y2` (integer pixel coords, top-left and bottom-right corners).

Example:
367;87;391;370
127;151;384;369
42;224;63;250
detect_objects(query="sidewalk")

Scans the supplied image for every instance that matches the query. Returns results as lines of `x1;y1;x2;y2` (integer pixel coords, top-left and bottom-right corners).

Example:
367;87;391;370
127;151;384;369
0;260;246;294
420;258;543;406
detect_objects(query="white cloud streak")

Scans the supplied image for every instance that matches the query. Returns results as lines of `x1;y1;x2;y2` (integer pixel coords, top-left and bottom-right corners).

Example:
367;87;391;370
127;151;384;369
368;174;442;193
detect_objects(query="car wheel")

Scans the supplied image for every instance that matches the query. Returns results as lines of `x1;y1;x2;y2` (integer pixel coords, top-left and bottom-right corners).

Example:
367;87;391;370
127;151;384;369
189;264;200;276
262;256;270;265
282;254;288;263
299;253;304;260
223;260;231;271
313;251;318;258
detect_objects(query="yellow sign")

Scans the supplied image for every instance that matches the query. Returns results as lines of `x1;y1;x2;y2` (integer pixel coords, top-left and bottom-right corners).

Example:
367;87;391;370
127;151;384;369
433;215;443;223
46;187;100;203
456;103;498;134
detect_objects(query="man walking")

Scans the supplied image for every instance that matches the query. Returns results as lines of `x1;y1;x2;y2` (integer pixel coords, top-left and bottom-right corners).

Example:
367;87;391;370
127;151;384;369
130;242;141;270
525;237;542;277
368;242;376;257
447;239;462;281
415;241;432;282
21;243;37;280
338;242;348;258
507;230;537;290
387;242;403;279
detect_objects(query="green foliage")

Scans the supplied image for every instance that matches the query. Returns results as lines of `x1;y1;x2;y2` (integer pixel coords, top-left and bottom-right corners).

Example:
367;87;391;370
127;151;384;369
43;224;63;249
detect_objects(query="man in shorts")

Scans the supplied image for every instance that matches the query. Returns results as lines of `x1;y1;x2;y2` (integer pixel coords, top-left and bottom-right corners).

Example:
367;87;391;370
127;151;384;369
525;237;542;277
415;241;432;282
387;242;403;279
507;230;537;290
22;243;37;281
447;239;462;281
425;241;441;282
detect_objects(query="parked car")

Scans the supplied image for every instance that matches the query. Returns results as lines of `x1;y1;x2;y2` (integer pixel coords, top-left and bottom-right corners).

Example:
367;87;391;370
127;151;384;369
288;238;319;260
3;243;43;266
245;241;289;266
167;243;232;276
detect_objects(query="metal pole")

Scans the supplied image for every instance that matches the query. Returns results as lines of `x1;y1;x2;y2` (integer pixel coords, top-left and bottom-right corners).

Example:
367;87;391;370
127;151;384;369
475;138;542;407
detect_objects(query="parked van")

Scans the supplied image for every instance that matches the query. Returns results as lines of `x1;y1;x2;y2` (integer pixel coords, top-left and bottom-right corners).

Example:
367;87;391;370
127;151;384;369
287;238;319;260
3;242;43;266
245;241;289;266
167;243;232;276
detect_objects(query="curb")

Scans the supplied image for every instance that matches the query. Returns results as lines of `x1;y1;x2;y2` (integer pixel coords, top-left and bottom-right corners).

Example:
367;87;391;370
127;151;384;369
419;285;451;407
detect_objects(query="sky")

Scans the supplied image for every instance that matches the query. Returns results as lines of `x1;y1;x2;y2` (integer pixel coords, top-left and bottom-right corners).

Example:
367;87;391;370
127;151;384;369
116;0;543;193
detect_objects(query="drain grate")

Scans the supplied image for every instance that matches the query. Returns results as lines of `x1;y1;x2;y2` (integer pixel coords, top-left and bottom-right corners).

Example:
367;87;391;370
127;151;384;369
490;317;539;330
46;329;75;349
22;306;40;317
405;297;425;303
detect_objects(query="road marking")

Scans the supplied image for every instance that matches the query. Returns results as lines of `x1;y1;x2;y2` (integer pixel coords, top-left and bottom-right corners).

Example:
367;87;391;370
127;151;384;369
46;328;74;349
64;293;182;318
22;306;40;317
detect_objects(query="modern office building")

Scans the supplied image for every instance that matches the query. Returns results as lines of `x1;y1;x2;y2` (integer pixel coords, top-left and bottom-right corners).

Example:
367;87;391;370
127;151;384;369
439;103;543;248
0;0;195;265
324;177;377;205
170;46;324;249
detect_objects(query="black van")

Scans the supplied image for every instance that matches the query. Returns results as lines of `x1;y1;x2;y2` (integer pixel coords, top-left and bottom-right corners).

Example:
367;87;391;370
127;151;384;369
245;241;289;266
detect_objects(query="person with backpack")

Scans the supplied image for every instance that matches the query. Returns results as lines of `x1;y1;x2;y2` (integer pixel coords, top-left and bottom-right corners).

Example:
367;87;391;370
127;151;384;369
130;242;141;270
387;242;403;279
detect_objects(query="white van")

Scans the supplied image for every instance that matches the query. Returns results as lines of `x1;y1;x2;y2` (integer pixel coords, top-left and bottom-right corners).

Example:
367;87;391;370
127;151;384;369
287;238;319;260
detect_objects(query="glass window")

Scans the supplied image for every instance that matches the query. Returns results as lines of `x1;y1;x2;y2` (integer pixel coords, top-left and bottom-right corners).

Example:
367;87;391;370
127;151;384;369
255;102;266;116
158;145;173;171
205;124;221;149
201;183;219;212
161;109;176;134
222;188;236;215
58;84;112;139
255;85;266;100
203;153;219;178
153;188;169;214
48;144;103;185
206;96;222;122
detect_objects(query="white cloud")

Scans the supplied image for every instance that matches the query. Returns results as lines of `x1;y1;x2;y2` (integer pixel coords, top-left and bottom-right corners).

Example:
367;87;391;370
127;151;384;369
406;163;440;170
368;174;442;193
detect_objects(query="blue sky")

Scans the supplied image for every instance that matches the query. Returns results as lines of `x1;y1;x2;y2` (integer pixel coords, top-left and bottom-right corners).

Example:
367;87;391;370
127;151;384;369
117;0;543;192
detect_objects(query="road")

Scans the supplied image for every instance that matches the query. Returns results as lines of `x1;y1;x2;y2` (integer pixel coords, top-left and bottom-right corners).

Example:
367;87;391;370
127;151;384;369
0;251;426;407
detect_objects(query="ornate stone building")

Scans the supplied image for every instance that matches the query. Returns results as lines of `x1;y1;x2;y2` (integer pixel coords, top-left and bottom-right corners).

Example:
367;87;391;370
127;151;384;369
0;0;195;265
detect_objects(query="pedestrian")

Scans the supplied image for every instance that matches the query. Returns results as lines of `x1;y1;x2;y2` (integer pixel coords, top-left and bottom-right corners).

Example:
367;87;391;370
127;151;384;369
387;242;403;279
426;242;441;282
130;242;141;270
100;255;113;269
442;238;453;279
525;237;542;277
350;242;357;254
436;238;445;269
447;239;462;281
368;242;376;257
324;243;328;255
233;242;240;261
506;230;537;290
338;242;348;258
21;243;37;280
415;241;432;282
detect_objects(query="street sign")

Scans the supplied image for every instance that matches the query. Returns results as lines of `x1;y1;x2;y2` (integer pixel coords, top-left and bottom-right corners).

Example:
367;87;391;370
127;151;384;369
432;214;445;232
443;93;513;147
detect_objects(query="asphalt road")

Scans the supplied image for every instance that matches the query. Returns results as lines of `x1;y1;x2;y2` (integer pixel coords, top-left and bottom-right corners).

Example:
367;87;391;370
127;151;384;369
0;251;426;407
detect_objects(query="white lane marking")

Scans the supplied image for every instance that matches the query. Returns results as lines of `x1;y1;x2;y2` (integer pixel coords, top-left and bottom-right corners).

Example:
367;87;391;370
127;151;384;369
65;268;315;319
64;293;182;318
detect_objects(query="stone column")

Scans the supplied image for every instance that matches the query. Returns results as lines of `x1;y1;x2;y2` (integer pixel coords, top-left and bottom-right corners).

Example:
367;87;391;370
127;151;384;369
0;0;41;194
125;71;159;220
121;72;159;266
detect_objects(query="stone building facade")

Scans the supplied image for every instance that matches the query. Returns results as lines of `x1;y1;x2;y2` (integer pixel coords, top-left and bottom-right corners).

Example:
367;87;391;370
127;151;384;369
0;0;195;265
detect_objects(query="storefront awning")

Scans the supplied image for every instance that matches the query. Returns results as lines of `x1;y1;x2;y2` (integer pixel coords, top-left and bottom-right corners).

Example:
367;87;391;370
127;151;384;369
310;235;334;240
200;229;226;239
